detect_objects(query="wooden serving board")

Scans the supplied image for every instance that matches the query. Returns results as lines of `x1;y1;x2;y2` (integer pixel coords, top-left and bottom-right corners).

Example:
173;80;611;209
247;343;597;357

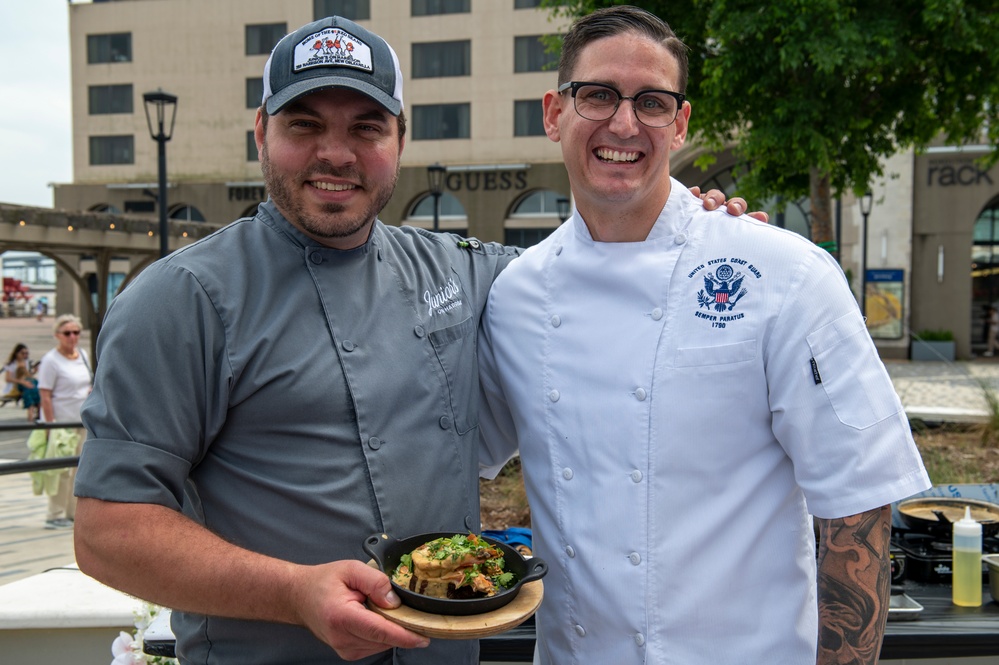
367;578;543;639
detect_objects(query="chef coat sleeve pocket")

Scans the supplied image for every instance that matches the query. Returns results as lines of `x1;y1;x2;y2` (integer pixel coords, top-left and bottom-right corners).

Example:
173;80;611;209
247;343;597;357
806;312;900;429
429;315;478;435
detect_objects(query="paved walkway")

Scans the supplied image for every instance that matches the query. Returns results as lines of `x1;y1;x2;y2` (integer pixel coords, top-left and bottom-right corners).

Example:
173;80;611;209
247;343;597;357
0;316;89;585
1;316;998;586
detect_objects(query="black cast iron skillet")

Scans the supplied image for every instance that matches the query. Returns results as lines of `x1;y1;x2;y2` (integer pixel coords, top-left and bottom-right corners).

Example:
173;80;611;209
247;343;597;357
897;497;999;538
363;531;547;616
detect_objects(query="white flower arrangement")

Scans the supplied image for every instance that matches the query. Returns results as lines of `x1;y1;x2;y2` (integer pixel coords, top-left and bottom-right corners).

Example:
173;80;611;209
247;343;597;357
110;602;178;665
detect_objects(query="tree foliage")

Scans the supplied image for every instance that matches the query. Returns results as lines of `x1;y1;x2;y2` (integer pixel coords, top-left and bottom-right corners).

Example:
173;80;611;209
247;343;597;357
543;0;999;243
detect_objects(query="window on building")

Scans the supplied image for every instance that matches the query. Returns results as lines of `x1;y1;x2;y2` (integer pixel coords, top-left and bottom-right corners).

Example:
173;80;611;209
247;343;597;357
512;189;562;216
514;0;542;8
504;227;556;247
246;23;287;56
314;0;370;20
247;131;259;162
170;205;206;222
412;0;469;16
124;200;155;214
246;78;264;109
412;41;471;78
89;203;122;214
406;192;468;233
514;99;545;136
972;200;999;345
88;84;133;115
87;33;132;64
514;35;557;73
505;189;563;247
412;104;470;140
410;192;466;218
89;136;134;165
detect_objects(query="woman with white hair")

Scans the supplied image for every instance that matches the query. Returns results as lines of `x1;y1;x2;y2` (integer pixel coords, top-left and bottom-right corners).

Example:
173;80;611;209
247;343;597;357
36;314;92;529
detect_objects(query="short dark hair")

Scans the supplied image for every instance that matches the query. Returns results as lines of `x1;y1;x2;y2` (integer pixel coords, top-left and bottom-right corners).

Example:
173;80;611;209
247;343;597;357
558;5;689;94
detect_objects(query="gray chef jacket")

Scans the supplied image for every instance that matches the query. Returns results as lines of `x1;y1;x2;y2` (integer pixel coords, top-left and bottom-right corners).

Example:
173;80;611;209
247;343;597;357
75;200;520;664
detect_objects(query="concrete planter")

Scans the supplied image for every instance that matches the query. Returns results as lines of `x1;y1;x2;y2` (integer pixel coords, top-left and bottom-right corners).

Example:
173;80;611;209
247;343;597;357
910;340;956;362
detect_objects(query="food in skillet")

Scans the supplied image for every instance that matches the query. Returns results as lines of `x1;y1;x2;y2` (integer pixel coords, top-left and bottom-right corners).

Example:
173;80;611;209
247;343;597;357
391;533;515;599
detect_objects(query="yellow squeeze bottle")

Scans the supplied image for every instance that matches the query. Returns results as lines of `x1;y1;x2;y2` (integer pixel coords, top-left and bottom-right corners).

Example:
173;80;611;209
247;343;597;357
951;506;982;607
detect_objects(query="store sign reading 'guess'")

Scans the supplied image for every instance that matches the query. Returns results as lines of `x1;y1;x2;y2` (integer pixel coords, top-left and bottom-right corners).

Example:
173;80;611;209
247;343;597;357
445;171;528;192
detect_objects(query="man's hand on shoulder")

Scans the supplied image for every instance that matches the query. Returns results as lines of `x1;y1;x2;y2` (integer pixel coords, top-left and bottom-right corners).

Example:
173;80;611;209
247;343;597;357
691;186;770;224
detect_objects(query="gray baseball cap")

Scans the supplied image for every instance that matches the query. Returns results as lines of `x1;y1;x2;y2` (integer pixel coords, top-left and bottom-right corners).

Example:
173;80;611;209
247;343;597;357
261;16;403;116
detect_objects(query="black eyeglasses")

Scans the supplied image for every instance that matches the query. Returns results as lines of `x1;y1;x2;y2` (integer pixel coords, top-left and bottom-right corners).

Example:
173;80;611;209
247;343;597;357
59;330;81;336
558;81;685;128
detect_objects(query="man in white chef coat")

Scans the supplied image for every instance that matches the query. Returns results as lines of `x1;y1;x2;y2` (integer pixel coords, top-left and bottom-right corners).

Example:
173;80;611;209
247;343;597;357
477;6;931;665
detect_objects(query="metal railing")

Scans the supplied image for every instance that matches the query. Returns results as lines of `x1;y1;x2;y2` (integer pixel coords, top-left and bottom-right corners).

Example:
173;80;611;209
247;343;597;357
0;420;84;476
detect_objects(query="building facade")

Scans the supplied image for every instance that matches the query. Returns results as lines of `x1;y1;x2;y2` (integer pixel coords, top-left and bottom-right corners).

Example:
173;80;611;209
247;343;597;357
56;0;576;244
52;0;999;359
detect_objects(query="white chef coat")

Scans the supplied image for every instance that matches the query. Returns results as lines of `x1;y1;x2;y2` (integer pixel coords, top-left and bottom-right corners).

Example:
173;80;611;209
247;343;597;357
478;179;931;665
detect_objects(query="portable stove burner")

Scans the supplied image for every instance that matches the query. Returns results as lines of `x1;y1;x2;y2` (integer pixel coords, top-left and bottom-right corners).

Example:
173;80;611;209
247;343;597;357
891;528;999;584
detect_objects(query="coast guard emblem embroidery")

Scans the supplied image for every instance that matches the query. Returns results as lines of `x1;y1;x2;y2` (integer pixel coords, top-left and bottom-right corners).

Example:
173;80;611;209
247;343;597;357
698;263;747;312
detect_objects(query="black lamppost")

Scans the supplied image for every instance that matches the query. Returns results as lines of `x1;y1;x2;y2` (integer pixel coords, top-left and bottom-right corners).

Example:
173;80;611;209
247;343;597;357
427;163;446;233
143;90;178;258
859;190;873;316
556;196;571;223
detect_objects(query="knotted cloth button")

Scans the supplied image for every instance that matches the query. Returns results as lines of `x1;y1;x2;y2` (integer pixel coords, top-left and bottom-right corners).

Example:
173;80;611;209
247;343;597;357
549;390;560;402
310;252;323;264
550;315;561;327
574;624;586;637
562;468;573;480
342;340;355;352
439;415;452;430
631;470;643;483
675;233;687;244
629;552;641;565
635;388;647;401
651;307;663;321
414;325;426;338
565;545;575;558
635;633;646;646
367;436;381;450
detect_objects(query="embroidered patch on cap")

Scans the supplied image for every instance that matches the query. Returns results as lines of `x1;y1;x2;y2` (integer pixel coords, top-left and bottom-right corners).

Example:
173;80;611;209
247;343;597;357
294;28;373;73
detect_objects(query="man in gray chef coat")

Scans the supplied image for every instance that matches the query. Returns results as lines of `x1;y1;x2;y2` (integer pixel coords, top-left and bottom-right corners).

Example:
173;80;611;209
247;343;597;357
72;14;754;665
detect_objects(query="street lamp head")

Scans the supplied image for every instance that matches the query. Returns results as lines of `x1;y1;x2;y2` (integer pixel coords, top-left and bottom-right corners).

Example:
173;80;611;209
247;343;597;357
860;190;873;216
556;196;571;223
427;163;446;197
143;89;179;142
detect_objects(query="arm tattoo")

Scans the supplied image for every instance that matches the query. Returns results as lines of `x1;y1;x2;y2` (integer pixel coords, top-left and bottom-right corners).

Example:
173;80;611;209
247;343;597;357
815;505;892;665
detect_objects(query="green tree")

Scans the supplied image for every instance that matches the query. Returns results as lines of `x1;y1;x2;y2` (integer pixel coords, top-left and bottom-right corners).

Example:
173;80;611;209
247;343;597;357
543;0;999;247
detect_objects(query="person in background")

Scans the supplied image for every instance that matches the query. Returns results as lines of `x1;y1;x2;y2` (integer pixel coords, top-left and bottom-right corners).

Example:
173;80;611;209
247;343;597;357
478;6;931;665
37;314;92;529
983;305;998;356
16;363;40;421
3;343;31;402
72;14;758;665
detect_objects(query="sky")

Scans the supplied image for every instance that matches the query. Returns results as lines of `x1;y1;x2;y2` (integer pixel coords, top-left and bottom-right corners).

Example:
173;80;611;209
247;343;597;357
0;0;73;208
